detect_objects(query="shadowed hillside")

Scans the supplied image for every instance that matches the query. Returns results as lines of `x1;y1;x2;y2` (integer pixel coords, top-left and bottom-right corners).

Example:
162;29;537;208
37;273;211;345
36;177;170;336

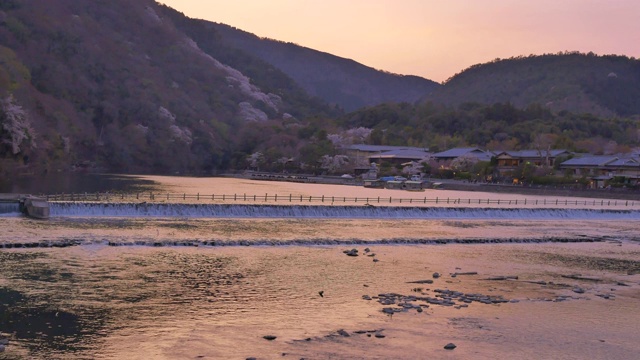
427;53;640;117
0;0;338;175
171;19;440;112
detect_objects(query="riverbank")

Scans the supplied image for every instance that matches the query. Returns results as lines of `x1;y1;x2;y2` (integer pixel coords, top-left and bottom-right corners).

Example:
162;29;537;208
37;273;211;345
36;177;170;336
436;180;640;201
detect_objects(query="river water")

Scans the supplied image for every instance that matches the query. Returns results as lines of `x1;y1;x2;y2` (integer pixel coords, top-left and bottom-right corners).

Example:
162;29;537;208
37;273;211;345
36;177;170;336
0;176;639;359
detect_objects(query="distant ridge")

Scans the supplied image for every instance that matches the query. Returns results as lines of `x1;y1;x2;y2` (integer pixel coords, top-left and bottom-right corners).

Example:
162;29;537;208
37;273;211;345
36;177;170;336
184;21;441;111
426;52;640;117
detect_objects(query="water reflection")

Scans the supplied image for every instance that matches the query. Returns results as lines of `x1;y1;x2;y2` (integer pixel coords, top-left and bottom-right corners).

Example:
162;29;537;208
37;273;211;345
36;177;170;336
0;242;639;359
0;173;156;194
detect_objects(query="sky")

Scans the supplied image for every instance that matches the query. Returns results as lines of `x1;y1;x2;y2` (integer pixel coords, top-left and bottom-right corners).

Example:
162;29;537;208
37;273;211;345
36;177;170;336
158;0;640;83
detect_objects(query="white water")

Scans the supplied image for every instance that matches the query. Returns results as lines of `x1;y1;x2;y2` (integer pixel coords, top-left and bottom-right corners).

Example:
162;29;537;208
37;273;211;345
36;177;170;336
0;202;20;216
50;202;640;220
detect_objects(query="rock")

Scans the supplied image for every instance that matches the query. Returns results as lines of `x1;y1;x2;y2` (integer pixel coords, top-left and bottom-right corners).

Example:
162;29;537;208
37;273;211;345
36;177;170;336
263;335;277;341
246;357;257;360
407;279;434;284
572;287;585;294
0;344;5;353
337;329;350;337
319;291;324;297
433;272;441;279
382;307;395;315
364;247;371;253
485;275;518;280
444;343;457;350
375;333;386;338
373;258;379;262
561;274;601;282
345;249;359;257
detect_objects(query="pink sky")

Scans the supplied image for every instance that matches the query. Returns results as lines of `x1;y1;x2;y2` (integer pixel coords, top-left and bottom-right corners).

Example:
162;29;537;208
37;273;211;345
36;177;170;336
159;0;640;83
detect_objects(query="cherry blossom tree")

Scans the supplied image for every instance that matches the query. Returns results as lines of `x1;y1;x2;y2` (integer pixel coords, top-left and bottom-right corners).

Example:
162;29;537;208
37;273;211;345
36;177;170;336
0;95;37;155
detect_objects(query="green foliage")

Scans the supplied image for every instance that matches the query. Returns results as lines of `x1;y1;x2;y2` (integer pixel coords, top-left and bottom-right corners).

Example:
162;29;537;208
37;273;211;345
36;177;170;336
1;3;640;178
432;52;640;118
0;0;21;11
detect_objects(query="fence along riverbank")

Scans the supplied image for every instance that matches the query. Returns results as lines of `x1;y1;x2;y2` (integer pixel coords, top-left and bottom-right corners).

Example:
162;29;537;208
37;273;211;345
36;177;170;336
43;192;640;209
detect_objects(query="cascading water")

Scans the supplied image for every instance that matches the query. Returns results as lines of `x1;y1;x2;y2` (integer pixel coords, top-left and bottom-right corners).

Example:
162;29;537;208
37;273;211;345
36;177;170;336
49;202;640;220
0;202;21;217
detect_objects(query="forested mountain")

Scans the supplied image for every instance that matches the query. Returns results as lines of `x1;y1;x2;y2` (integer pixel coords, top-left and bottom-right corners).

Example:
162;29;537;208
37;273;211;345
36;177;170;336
168;15;440;111
0;0;638;180
0;0;441;177
1;0;319;175
427;53;640;118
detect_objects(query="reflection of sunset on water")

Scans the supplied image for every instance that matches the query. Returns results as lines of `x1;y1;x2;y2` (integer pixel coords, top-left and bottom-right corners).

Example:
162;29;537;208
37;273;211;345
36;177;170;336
0;176;638;359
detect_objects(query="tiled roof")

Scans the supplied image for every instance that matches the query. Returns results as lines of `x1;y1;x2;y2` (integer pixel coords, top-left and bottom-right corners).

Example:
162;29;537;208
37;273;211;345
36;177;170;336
607;158;640;167
433;148;494;162
498;149;569;158
347;144;427;153
560;156;618;167
433;147;485;157
368;149;431;159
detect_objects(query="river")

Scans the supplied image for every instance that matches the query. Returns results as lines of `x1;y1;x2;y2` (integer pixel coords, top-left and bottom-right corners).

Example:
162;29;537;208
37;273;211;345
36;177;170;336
0;175;639;359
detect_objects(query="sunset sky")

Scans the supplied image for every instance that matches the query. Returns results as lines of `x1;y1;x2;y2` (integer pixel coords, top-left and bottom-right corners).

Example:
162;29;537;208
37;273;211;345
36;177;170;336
159;0;640;83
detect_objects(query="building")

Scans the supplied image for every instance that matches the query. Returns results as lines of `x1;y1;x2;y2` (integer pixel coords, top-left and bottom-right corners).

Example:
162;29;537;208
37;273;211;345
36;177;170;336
367;148;432;165
432;148;494;163
559;155;640;188
494;149;571;175
345;144;429;165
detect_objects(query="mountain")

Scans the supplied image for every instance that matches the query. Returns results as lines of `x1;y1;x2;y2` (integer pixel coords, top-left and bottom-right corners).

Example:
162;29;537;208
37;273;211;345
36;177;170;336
0;0;442;178
426;52;640;118
157;6;440;112
1;1;638;181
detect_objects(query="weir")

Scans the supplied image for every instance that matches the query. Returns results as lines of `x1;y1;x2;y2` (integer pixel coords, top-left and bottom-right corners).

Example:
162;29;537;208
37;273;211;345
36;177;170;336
0;194;50;219
48;202;640;220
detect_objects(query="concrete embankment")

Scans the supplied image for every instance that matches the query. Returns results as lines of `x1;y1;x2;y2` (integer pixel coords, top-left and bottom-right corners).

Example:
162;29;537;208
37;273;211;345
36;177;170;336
0;194;50;219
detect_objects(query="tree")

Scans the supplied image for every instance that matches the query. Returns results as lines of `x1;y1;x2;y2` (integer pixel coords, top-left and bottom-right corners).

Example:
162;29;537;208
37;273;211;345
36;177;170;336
0;95;36;156
247;152;264;170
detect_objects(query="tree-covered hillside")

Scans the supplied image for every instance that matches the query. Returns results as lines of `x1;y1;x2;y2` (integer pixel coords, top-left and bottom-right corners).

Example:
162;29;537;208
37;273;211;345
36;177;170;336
427;52;640;117
0;0;342;176
186;20;440;112
341;101;638;155
1;1;638;180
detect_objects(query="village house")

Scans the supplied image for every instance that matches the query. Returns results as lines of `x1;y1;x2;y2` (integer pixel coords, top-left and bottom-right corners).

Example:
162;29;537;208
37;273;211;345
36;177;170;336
344;144;430;166
559;155;640;188
367;148;432;165
431;148;494;170
494;149;571;175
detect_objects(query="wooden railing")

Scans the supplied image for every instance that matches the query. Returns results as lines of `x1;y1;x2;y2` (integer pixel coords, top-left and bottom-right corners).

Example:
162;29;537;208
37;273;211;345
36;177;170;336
44;192;640;208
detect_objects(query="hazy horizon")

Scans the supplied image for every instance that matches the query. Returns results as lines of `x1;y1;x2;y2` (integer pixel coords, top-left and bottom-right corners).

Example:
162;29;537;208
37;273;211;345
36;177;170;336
159;0;640;83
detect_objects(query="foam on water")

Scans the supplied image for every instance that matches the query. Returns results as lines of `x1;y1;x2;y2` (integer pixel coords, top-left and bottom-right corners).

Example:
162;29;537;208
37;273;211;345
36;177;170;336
49;202;640;220
0;202;21;217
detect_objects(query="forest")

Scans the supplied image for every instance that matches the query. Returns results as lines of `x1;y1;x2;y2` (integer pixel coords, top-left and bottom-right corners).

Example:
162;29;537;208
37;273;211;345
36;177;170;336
1;1;639;179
